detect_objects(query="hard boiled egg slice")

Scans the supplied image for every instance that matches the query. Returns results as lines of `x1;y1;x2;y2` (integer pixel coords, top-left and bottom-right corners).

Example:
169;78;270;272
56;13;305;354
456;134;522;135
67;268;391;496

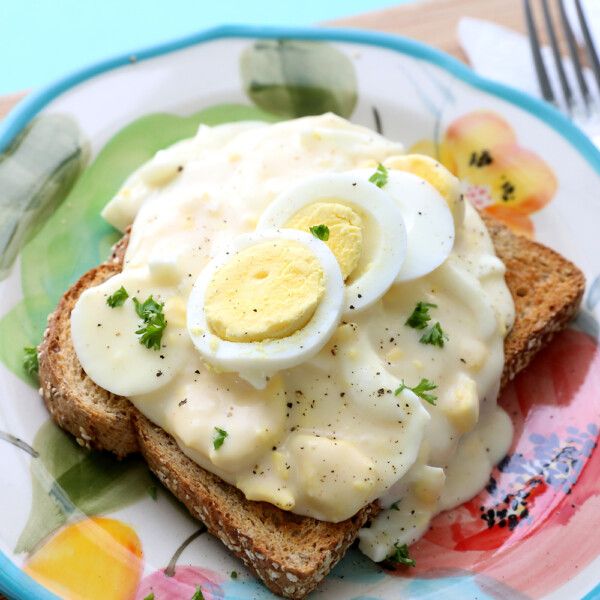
257;173;407;314
187;229;344;389
70;269;191;397
350;168;455;282
383;154;464;228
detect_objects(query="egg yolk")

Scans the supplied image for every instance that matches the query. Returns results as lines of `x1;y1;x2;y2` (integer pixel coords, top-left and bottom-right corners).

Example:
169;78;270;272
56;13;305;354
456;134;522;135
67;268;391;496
285;201;363;280
204;240;325;342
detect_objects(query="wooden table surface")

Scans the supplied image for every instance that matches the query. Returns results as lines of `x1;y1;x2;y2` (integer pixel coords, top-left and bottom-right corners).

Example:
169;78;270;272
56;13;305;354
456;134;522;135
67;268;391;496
1;0;567;122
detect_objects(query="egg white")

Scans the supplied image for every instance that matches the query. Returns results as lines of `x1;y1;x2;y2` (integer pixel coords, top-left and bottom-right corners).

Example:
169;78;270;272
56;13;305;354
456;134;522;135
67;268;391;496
349;169;455;282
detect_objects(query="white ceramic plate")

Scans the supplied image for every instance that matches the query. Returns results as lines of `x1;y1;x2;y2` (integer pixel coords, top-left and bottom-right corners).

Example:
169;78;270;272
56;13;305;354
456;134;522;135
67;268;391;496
1;26;600;600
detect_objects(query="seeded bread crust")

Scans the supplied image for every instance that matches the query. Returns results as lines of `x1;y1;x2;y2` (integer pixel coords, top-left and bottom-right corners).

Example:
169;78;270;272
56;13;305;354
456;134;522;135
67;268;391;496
37;216;585;599
134;412;378;598
38;234;137;458
480;214;586;388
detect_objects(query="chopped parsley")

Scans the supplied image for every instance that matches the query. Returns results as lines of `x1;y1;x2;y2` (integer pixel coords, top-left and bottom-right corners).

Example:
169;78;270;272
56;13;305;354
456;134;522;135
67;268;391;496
213;427;228;450
389;542;416;567
406;301;448;347
368;163;388;188
136;313;167;350
405;301;437;330
390;501;400;511
395;378;438;405
147;485;158;501
133;295;167;351
310;224;330;241
23;346;39;377
106;286;129;307
231;571;238;579
419;321;448;348
133;295;163;321
143;594;155;600
191;586;205;600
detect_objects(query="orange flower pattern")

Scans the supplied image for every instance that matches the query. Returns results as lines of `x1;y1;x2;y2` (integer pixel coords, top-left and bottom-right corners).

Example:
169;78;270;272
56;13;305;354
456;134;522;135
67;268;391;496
411;110;557;236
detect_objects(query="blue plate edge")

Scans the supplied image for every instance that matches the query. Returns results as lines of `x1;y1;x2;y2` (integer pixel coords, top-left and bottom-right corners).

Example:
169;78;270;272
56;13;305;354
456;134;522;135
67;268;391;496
1;23;600;600
2;24;600;174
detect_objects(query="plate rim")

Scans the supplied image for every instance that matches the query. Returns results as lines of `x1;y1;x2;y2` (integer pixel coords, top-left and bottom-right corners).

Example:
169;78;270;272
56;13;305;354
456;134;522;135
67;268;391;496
2;23;600;600
1;24;600;174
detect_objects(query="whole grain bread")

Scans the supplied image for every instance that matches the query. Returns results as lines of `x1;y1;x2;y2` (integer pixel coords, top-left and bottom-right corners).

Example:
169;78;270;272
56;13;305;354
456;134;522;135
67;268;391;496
37;215;585;599
480;214;585;387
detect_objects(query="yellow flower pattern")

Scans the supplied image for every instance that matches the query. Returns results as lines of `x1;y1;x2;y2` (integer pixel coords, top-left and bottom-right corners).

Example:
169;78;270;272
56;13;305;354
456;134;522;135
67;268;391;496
24;517;143;600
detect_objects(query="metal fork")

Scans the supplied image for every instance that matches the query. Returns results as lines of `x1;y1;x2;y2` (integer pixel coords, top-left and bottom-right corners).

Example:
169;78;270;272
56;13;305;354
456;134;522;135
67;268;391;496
524;0;600;143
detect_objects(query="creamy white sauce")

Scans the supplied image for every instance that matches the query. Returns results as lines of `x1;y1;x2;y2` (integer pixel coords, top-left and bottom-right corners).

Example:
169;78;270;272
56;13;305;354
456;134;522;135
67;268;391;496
72;114;515;563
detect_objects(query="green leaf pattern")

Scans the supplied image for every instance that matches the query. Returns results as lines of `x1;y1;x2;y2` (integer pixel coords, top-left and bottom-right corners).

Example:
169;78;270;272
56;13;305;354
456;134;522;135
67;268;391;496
241;40;358;118
15;421;152;553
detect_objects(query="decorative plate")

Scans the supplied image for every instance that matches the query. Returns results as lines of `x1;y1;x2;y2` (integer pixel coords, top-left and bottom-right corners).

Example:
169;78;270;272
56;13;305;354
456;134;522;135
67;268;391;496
1;25;600;600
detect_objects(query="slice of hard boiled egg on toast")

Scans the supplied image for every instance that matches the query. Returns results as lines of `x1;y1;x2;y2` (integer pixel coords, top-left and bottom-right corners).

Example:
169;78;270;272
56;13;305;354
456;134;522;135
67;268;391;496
71;270;191;396
384;154;464;228
187;229;344;388
348;168;456;282
257;172;407;314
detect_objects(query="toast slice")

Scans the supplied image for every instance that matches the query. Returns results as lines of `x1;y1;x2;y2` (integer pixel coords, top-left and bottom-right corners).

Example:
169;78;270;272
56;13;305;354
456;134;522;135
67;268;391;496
37;215;585;599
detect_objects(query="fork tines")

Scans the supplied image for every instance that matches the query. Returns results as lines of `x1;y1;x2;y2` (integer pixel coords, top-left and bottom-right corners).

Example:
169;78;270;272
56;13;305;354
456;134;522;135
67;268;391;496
524;0;600;112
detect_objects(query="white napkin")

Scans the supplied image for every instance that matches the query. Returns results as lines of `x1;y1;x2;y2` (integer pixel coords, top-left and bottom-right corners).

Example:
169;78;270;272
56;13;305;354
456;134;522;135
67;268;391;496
564;0;600;48
457;2;600;112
